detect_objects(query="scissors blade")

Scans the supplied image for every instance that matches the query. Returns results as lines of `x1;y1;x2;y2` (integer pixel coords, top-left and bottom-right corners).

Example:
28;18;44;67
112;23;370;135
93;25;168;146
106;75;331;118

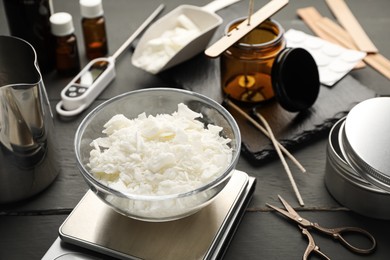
266;203;297;220
278;195;300;217
267;195;312;227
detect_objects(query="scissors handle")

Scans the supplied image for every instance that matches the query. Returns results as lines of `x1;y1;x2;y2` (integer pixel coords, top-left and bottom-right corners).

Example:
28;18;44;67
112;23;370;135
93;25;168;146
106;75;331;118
301;227;330;260
312;223;376;254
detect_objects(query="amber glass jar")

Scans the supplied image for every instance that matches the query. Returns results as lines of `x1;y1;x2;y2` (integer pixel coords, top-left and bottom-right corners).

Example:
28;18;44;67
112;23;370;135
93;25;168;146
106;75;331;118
221;18;285;103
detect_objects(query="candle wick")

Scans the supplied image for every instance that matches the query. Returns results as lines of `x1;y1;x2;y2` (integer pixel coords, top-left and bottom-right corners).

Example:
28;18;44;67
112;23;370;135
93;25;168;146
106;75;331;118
244;74;249;84
248;0;255;25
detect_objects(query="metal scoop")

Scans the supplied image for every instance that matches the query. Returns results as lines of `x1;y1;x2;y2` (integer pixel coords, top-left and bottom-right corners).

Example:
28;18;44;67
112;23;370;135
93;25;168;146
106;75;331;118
131;0;241;74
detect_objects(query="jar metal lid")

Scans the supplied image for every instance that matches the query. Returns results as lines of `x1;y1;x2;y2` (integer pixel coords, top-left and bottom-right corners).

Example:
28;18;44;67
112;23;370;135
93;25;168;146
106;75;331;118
271;47;320;112
335;118;383;188
341;97;390;192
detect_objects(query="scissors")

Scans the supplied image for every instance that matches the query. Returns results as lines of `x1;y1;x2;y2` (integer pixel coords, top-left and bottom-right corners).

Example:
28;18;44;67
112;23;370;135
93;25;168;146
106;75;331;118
266;195;376;259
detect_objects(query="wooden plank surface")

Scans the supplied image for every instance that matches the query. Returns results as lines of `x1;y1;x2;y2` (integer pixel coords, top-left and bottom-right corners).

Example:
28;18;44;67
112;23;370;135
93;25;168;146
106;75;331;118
0;0;390;260
2;209;390;260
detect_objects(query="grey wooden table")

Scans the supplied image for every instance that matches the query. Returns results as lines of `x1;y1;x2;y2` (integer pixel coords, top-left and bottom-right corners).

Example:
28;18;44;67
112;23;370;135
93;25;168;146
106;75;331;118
1;0;390;259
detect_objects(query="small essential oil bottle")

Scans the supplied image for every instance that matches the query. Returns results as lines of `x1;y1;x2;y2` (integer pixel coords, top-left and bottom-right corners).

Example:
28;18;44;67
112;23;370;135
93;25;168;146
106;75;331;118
50;12;81;75
80;0;109;60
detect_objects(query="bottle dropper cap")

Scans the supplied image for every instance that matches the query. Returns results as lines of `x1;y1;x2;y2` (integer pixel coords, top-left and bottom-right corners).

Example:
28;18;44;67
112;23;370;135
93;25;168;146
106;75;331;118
50;12;75;36
80;0;104;18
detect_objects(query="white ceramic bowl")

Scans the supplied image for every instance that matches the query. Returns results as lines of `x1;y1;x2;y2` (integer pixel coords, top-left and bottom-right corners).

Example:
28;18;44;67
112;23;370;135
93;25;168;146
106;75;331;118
74;88;241;221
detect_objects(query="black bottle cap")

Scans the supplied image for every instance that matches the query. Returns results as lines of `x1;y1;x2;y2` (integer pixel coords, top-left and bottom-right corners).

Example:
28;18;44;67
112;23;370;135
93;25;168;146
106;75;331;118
271;47;320;112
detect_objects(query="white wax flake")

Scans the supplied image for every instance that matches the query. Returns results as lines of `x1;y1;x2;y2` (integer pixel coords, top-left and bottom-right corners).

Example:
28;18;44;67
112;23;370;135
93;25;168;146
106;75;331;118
132;14;201;74
88;103;233;196
285;29;366;86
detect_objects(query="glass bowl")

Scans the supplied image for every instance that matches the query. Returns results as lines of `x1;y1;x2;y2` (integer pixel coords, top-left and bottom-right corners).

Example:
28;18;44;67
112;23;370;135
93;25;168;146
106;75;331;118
74;88;241;222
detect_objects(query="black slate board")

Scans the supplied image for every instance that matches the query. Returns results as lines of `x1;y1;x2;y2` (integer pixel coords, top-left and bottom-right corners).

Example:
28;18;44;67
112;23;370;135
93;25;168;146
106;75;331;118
162;54;376;165
231;76;376;165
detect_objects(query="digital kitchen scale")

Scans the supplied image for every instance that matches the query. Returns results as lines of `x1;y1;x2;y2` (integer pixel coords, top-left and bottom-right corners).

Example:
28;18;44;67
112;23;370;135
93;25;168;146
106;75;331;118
43;170;256;260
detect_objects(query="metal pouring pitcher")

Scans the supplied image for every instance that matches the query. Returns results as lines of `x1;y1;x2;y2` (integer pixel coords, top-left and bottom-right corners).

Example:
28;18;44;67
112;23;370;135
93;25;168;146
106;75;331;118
0;36;60;203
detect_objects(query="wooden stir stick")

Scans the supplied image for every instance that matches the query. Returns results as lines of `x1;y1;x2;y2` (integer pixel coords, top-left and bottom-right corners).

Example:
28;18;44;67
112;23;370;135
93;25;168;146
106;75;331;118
297;7;390;80
205;0;288;58
325;0;378;53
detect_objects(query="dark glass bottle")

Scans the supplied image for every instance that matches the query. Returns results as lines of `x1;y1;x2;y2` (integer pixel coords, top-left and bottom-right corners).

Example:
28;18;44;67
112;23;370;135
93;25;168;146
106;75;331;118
2;0;55;73
80;0;108;60
50;12;81;76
